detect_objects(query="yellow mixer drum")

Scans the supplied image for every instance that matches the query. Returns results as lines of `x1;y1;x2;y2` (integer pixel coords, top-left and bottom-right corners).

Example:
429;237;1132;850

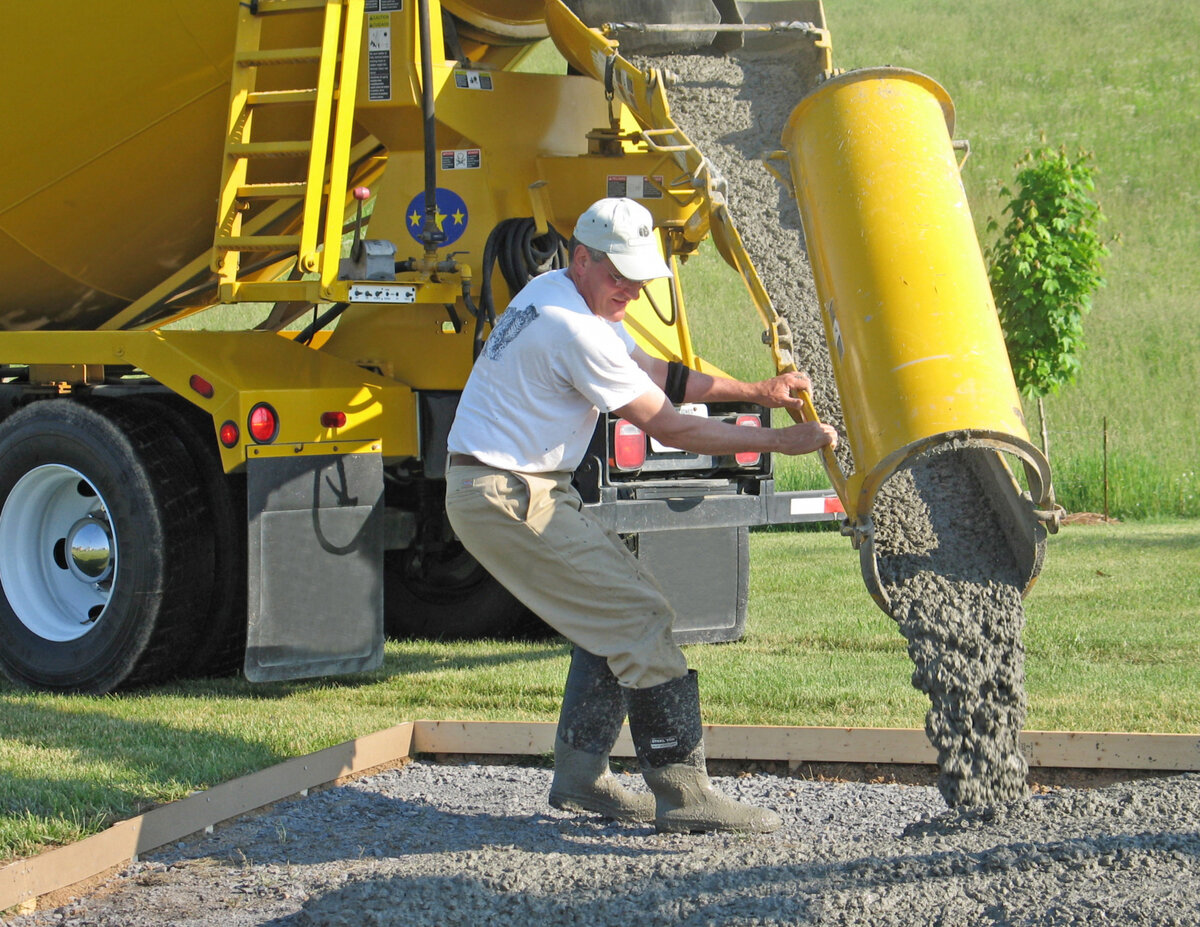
0;1;322;332
782;67;1052;528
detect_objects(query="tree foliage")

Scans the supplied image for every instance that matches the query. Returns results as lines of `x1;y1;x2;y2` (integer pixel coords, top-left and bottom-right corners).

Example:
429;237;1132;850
987;145;1109;398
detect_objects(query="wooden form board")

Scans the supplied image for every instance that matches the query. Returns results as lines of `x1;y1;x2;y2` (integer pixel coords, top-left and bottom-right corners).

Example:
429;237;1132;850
0;722;414;916
3;721;1198;913
412;722;1200;770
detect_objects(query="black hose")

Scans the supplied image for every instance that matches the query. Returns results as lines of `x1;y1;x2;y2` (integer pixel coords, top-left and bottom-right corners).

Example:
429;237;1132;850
295;302;349;345
476;218;568;358
644;287;676;326
417;0;443;250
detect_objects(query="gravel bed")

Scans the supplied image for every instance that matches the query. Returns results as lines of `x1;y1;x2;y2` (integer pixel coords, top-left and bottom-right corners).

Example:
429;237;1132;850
12;761;1200;926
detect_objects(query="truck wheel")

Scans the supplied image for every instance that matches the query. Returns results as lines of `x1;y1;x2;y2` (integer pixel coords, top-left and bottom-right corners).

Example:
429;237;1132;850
133;395;247;679
0;399;213;693
383;545;550;641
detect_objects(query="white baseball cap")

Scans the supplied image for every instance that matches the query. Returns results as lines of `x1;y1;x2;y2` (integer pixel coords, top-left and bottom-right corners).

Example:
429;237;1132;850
573;197;673;282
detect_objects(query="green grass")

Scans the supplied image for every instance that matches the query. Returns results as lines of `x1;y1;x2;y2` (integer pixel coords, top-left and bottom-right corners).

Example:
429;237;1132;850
1017;520;1200;730
680;0;1199;518
3;519;1197;861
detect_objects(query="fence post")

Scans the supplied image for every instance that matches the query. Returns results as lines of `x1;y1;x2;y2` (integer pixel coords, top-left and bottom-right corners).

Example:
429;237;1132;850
1103;416;1109;521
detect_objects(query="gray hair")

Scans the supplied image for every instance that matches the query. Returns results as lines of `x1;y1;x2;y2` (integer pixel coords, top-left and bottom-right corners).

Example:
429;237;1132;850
568;236;607;263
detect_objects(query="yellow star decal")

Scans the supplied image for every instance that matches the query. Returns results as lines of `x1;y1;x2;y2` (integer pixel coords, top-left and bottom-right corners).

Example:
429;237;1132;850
408;208;447;230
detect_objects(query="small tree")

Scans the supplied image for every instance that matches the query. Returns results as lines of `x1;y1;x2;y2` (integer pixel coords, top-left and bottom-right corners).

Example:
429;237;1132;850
987;144;1109;459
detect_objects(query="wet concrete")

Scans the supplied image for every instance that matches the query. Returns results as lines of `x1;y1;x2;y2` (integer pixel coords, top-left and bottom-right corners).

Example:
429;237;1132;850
874;453;1030;806
651;51;1031;807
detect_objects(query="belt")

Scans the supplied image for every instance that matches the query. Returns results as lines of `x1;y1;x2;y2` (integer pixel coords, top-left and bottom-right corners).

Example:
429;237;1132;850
449;453;490;468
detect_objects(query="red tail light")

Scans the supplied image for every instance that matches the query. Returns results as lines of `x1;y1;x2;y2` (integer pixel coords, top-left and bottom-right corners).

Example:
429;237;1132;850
189;374;215;399
219;420;239;448
612;419;646;470
320;411;347;429
248;403;279;444
734;414;761;466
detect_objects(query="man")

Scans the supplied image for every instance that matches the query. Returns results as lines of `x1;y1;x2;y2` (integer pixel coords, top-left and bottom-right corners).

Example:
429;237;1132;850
445;197;837;834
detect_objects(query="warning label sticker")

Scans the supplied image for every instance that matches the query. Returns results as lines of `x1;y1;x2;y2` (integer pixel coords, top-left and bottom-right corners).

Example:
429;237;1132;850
364;0;402;11
348;283;416;304
440;149;482;171
367;14;392;102
605;175;664;199
453;70;494;91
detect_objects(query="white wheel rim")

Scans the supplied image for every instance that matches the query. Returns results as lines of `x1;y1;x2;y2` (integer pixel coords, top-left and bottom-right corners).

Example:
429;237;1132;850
0;464;116;642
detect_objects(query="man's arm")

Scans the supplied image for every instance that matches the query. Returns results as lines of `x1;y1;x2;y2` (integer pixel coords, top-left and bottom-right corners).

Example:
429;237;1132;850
631;347;812;415
614;388;838;458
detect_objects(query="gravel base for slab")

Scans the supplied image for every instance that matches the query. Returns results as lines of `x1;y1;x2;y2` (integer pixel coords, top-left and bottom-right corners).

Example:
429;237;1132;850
13;761;1200;926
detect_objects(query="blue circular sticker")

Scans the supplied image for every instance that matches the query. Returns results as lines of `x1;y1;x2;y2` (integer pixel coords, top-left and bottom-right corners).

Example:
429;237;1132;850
404;187;469;246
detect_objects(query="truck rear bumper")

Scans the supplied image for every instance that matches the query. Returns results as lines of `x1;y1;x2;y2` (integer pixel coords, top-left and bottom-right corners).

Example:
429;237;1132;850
582;481;843;533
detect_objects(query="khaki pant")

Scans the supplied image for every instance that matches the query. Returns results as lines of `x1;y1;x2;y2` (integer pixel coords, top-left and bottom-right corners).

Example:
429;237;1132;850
445;462;688;689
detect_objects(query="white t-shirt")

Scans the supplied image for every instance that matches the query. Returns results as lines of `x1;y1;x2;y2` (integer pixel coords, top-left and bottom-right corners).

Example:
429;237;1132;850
446;269;656;473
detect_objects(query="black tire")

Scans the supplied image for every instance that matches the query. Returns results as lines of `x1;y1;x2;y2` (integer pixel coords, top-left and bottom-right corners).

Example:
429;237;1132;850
134;395;247;679
383;544;551;641
0;399;213;693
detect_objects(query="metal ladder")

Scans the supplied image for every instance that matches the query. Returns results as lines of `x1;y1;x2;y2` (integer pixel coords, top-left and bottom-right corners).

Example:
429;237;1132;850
213;0;365;301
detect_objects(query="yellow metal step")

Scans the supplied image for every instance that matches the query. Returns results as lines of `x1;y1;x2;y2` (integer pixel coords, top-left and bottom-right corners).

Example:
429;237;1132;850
236;182;309;198
253;0;329;13
247;88;320;105
236;47;324;67
228;141;312;158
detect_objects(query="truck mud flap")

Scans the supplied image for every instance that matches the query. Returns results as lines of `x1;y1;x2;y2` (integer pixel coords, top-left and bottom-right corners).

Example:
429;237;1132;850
635;526;749;645
245;453;385;683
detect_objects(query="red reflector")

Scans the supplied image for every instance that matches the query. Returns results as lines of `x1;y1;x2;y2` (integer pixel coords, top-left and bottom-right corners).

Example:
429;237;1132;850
189;374;215;399
248;403;278;443
825;494;845;514
219;421;239;448
320;411;347;429
734;414;761;466
612;419;646;470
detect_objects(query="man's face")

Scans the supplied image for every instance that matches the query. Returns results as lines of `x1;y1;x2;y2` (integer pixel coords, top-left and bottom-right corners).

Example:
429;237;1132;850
573;246;647;322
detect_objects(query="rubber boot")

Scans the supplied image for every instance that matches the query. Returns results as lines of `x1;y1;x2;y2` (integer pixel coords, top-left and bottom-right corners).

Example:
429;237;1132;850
549;648;655;822
629;670;782;834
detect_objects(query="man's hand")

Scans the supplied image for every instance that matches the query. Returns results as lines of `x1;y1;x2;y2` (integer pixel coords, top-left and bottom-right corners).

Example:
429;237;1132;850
617;389;838;459
775;421;839;456
755;371;813;412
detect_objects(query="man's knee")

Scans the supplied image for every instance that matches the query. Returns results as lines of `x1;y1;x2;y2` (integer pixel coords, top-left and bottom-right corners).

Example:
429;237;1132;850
602;626;688;689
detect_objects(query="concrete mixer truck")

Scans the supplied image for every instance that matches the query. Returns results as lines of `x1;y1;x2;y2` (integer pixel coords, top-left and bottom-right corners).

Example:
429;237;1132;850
0;0;1055;695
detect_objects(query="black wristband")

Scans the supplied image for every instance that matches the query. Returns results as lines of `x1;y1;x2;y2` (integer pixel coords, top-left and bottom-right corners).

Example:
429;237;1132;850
664;360;690;404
